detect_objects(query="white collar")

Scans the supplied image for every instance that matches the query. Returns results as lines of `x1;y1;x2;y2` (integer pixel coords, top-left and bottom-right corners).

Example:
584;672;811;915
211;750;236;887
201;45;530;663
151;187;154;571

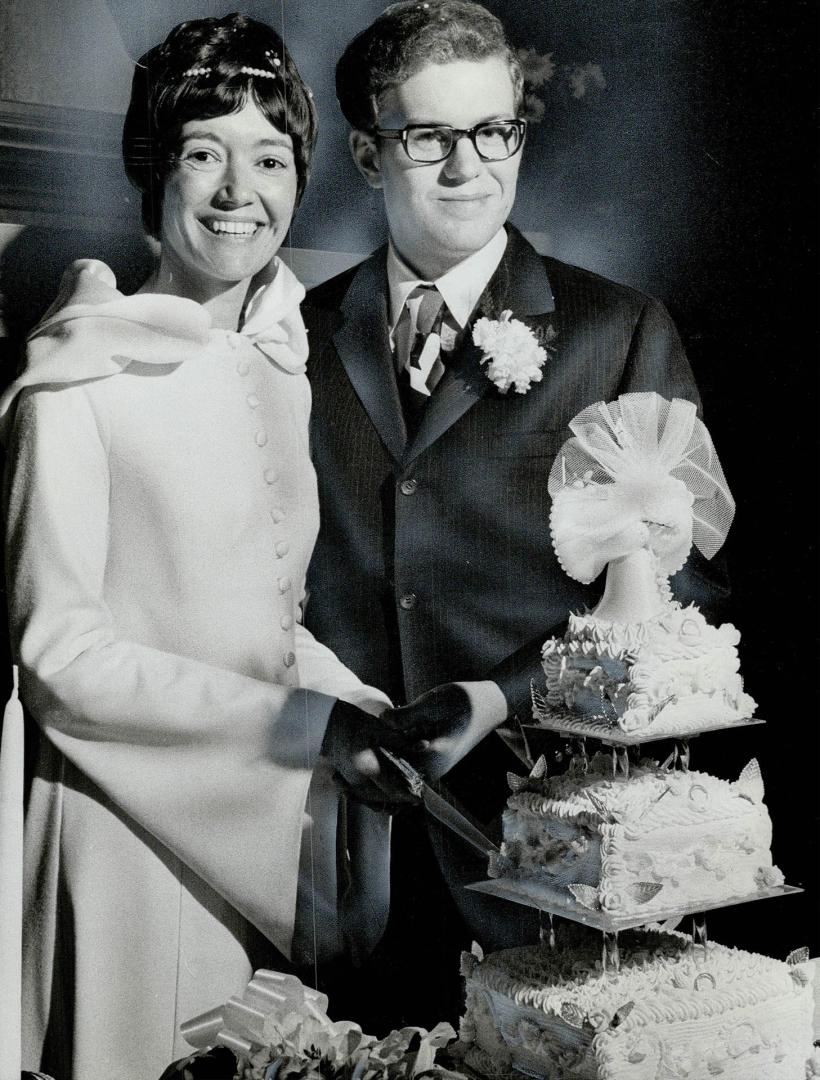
387;228;508;340
0;256;309;440
240;256;308;372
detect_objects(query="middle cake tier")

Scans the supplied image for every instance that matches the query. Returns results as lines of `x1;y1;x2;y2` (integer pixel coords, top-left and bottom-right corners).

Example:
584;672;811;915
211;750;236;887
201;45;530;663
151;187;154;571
489;752;783;919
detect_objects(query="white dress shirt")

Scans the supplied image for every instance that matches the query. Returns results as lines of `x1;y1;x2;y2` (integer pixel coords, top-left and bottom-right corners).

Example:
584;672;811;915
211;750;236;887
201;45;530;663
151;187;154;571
387;227;508;361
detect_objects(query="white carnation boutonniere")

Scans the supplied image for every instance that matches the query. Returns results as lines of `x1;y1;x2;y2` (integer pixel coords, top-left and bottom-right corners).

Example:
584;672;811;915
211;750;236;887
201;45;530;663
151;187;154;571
472;310;555;394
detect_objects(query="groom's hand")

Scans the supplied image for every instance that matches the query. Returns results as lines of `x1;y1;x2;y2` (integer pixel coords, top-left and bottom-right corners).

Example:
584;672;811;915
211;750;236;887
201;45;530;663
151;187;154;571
322;699;417;810
383;680;508;782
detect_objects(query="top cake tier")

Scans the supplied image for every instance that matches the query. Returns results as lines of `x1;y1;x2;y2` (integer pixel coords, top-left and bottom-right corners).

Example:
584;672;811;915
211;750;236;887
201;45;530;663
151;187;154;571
532;603;758;744
536;393;757;743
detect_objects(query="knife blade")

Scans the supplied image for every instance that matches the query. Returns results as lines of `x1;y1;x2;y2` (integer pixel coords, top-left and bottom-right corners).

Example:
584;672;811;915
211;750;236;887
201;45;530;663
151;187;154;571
379;748;499;856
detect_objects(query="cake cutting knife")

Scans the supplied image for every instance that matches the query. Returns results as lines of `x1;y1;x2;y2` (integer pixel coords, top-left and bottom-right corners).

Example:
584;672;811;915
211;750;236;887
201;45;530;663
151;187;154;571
379;748;500;856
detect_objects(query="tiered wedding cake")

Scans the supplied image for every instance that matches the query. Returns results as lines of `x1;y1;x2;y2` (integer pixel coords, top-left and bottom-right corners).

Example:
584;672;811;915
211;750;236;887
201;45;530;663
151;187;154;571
458;394;815;1079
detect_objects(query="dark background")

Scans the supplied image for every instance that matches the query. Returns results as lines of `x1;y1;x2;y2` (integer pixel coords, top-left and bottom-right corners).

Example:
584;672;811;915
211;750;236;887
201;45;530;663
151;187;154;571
0;0;817;965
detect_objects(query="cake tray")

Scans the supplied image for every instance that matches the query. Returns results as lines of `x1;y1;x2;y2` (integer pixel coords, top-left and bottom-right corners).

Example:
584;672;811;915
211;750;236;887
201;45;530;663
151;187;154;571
524;713;764;747
466;879;802;932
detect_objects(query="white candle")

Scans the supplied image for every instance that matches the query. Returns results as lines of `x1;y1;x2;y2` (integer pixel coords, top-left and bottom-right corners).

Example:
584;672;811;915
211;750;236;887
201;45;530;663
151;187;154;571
0;666;24;1079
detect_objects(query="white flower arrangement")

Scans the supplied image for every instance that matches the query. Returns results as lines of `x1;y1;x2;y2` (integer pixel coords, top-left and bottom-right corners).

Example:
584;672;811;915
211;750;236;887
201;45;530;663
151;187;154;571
471;310;551;394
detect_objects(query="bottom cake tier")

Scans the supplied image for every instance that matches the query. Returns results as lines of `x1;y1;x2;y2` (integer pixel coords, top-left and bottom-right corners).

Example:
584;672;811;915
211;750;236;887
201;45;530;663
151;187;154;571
458;926;814;1080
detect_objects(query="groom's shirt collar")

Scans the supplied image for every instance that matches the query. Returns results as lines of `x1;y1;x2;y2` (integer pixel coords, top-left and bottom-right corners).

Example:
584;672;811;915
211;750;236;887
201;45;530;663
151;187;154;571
386;227;508;347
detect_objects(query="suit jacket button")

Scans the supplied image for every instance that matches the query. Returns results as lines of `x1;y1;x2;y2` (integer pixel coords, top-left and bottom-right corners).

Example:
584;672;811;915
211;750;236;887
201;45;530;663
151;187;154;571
399;592;417;610
400;478;418;496
283;650;296;667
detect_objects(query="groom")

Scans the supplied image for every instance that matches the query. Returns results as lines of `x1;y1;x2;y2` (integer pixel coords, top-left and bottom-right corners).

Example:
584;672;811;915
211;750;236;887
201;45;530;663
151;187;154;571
303;0;717;1023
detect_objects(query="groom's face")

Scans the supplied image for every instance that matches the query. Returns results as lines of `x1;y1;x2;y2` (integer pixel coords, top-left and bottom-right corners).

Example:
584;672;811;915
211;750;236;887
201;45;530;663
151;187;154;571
352;55;522;278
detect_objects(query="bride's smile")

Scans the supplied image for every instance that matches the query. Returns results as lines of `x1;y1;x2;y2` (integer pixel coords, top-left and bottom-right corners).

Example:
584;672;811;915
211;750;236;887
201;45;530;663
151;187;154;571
159;99;298;295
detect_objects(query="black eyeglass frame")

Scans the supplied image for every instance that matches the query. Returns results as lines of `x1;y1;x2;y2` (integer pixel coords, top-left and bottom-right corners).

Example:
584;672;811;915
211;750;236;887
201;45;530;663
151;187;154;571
375;118;528;163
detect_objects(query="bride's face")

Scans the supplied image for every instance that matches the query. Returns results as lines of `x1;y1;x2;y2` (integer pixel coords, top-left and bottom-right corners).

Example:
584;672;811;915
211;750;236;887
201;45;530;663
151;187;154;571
159;98;298;290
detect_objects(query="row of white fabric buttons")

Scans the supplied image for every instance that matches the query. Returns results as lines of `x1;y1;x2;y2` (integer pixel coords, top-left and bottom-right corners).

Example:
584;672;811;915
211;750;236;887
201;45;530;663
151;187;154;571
233;331;296;677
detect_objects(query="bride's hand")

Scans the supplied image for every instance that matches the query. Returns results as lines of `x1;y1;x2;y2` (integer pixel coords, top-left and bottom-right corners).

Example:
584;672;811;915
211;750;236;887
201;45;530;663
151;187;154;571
322;699;416;810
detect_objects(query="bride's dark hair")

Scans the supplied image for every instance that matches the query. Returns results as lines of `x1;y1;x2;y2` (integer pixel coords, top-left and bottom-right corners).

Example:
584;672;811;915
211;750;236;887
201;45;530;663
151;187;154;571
122;12;317;237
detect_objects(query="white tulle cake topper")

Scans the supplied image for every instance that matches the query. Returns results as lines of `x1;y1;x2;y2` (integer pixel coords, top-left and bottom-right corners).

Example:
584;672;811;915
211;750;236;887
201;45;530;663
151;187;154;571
549;393;734;622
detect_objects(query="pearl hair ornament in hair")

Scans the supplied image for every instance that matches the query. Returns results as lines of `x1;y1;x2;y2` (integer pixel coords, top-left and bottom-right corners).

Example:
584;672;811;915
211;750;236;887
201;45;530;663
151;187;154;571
181;60;282;80
238;66;278;79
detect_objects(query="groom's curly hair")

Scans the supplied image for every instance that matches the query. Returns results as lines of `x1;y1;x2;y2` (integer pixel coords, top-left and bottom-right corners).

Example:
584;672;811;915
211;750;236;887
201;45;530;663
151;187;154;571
336;0;523;132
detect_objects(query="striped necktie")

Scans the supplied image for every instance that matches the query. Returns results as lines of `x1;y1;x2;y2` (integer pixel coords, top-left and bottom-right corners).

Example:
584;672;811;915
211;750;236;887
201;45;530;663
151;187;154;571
401;285;446;397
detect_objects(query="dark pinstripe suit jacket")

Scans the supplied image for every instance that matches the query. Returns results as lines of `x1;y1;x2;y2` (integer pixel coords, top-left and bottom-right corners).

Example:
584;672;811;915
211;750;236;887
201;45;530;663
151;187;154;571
304;223;711;702
302;227;728;880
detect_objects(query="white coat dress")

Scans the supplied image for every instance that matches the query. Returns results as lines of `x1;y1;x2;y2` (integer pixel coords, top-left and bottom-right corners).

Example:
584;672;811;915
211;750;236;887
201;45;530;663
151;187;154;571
0;260;392;1080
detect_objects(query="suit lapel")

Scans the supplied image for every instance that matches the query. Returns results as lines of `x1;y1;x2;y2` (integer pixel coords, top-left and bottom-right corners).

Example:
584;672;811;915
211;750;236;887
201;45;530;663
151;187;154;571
332;248;407;463
403;227;556;465
401;341;488;466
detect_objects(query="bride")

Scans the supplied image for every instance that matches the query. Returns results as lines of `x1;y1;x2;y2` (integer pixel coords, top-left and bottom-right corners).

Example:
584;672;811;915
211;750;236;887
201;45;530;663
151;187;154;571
1;14;408;1080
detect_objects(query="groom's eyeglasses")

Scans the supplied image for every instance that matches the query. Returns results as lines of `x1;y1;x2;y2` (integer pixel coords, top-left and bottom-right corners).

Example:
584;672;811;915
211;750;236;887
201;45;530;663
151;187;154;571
375;119;527;163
